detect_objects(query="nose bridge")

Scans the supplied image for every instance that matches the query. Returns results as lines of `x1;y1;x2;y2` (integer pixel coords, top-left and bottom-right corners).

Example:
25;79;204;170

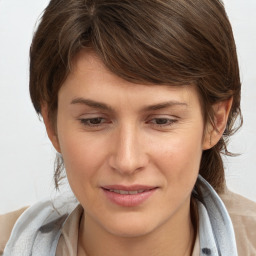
110;122;147;174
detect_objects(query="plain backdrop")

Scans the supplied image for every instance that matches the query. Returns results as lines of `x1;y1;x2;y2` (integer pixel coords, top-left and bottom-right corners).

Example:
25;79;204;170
0;0;255;214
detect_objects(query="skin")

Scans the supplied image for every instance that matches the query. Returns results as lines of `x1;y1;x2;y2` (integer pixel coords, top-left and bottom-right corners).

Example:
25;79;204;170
42;50;232;256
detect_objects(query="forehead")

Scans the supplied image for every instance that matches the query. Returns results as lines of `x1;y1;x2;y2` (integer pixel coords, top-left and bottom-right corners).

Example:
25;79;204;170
60;50;201;111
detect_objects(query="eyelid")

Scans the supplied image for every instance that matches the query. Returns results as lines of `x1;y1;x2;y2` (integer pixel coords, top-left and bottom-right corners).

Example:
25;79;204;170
149;117;177;123
80;117;105;122
77;111;107;118
146;115;179;127
77;116;112;130
146;114;179;120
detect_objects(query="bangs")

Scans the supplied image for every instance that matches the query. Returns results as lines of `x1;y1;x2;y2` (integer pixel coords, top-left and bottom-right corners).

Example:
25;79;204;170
68;0;225;86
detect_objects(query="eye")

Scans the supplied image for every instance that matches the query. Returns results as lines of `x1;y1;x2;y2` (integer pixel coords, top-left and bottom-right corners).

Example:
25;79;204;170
152;118;170;125
79;117;107;127
148;117;178;127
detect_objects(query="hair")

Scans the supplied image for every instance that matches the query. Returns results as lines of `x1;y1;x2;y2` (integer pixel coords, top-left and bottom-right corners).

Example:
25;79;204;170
30;0;242;193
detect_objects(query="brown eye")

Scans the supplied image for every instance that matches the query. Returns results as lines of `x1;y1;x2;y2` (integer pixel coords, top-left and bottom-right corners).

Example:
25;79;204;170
151;118;176;126
80;117;106;126
154;118;169;125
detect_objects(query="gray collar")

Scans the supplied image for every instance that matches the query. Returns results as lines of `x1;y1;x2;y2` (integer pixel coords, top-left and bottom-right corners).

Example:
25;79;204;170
3;176;238;256
196;175;238;256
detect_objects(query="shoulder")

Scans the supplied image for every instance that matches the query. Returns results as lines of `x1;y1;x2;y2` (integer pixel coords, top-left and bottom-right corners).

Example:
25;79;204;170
220;189;256;256
0;207;28;255
2;197;78;255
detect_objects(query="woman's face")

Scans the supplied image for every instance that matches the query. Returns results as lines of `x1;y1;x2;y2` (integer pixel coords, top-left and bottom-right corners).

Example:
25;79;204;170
55;50;208;237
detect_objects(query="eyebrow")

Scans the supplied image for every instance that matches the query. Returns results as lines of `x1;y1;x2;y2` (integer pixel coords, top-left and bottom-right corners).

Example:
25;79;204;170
71;98;114;111
142;101;188;111
70;97;188;111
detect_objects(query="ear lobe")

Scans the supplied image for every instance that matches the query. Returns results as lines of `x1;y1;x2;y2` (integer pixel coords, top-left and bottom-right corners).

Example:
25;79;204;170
203;98;233;150
41;105;61;153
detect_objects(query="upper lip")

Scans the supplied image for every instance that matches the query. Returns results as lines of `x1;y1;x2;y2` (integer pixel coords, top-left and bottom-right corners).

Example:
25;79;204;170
102;185;157;191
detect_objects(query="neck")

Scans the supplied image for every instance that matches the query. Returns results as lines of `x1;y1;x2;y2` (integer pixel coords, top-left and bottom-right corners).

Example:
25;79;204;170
78;199;196;256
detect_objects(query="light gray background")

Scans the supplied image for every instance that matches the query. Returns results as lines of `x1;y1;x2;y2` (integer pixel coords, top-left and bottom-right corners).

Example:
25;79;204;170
0;0;255;214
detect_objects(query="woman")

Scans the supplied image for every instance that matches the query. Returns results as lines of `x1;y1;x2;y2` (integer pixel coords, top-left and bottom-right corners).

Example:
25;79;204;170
1;0;256;255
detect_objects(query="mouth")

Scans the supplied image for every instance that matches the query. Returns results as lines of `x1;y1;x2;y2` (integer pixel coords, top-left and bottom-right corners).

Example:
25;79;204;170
101;185;158;207
103;188;155;195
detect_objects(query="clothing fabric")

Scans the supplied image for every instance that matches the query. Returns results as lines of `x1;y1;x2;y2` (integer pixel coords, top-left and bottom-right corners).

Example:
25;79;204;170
55;204;201;256
0;207;28;254
1;176;255;255
219;188;256;255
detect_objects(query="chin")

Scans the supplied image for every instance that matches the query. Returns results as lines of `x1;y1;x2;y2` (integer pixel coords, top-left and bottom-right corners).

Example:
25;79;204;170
101;214;160;238
108;225;154;238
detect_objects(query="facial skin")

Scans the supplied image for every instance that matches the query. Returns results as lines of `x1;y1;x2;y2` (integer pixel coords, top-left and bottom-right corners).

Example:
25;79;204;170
42;50;231;256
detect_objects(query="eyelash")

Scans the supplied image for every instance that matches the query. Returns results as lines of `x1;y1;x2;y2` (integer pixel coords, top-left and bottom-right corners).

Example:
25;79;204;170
79;116;178;130
79;117;107;127
147;118;178;127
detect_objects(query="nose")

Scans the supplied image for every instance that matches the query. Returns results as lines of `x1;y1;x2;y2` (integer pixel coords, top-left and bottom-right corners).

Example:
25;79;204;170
108;124;149;175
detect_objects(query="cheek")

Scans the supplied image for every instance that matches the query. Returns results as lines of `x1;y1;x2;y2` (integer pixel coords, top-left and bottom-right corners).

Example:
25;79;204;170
57;128;106;193
150;128;203;187
153;129;203;164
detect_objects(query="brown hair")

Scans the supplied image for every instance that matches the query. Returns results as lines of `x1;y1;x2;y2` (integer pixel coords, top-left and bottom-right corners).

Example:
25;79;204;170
30;0;242;192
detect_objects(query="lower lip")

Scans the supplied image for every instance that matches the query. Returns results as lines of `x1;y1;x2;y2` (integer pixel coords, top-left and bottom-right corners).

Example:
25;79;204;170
102;188;157;207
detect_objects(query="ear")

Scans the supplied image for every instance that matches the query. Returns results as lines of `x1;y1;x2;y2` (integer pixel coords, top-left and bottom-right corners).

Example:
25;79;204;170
41;105;61;153
203;98;233;150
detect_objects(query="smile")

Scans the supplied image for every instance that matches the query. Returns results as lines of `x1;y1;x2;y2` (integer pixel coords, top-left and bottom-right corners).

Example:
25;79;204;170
107;189;151;195
102;186;158;207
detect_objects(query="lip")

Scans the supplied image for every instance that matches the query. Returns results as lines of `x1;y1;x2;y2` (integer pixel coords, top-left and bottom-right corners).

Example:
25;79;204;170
101;185;158;207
